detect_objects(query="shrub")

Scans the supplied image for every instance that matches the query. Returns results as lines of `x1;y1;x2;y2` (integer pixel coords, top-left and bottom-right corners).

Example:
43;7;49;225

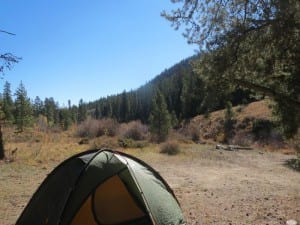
180;122;200;143
118;138;134;148
76;118;119;138
98;118;119;137
252;119;273;139
122;121;148;141
160;142;180;155
90;136;120;150
118;138;147;149
190;126;200;143
36;115;48;132
76;118;99;138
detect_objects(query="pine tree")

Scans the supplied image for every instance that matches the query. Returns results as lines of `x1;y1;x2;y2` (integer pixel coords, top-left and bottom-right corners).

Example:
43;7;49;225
14;82;33;132
2;81;14;123
44;97;57;126
163;0;300;137
120;90;130;122
94;104;101;119
33;96;44;117
78;99;87;122
59;108;72;130
149;90;171;143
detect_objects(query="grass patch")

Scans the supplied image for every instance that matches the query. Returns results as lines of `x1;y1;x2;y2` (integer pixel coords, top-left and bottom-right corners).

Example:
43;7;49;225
160;142;180;155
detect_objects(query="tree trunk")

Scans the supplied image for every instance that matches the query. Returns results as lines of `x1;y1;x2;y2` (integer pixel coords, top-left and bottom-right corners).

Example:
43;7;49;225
0;125;5;160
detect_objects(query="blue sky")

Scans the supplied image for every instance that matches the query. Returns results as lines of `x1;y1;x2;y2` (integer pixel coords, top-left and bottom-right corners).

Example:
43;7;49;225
0;1;196;106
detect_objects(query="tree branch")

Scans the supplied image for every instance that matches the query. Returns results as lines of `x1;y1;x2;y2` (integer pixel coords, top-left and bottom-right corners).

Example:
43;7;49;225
233;78;300;109
0;29;16;36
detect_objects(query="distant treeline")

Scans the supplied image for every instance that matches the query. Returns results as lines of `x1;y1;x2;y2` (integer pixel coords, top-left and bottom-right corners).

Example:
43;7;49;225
0;55;254;131
87;56;254;124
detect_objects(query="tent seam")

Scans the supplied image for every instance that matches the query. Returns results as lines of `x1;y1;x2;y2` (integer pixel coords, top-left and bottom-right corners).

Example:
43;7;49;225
119;155;157;225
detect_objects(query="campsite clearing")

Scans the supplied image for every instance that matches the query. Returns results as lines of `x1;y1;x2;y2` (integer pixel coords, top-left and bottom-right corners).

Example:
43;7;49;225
1;145;299;225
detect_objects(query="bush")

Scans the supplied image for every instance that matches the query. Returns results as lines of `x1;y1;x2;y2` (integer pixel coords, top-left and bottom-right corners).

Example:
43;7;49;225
76;118;119;138
180;122;200;143
252;119;273;139
160;142;180;155
118;138;134;148
98;118;119;137
122;121;148;141
118;138;148;149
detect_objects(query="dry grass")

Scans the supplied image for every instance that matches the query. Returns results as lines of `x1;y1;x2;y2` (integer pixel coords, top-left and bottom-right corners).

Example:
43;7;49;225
1;142;299;225
0;103;299;225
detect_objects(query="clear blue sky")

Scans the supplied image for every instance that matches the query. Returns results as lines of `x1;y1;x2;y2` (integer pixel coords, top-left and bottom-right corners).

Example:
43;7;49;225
0;1;196;106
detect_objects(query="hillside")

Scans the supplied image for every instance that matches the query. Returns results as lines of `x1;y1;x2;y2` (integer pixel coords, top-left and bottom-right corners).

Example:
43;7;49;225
86;55;255;123
187;100;296;153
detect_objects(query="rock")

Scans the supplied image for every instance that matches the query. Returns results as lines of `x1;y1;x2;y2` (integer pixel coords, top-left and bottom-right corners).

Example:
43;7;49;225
286;219;297;225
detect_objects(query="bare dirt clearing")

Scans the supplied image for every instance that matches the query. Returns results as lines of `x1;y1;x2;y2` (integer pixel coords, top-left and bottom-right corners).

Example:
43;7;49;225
1;145;299;225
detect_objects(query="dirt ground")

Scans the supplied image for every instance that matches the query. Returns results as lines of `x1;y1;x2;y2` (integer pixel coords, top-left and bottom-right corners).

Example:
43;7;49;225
1;145;299;225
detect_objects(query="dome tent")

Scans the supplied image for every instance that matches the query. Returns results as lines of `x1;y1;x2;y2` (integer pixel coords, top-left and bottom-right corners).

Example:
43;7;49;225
16;149;186;225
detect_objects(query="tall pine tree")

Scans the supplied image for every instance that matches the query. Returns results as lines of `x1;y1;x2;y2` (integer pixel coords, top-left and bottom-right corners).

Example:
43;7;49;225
14;82;33;132
2;81;14;123
149;90;171;143
78;99;87;122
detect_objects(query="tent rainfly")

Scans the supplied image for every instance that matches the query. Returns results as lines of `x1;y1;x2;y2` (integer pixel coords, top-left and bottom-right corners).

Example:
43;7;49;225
15;149;186;225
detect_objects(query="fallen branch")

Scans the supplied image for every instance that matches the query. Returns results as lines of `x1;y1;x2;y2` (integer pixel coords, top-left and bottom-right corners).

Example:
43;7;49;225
216;144;253;151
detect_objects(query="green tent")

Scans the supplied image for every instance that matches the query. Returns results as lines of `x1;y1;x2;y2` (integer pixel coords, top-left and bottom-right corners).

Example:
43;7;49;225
16;149;186;225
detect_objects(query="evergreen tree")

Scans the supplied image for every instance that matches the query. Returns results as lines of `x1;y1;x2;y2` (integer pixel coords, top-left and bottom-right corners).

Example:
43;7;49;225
44;97;57;126
68;100;71;110
149;90;171;143
94;104;101;119
2;81;14;123
170;110;179;128
59;108;72;130
120;90;130;122
14;82;33;132
70;105;78;123
78;99;87;122
163;0;300;137
33;96;44;117
181;73;205;118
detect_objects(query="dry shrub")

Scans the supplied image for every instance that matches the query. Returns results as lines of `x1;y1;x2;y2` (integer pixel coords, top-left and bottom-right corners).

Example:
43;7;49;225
119;121;148;141
118;138;148;149
179;122;200;142
76;118;98;138
76;118;119;138
89;136;120;150
231;132;255;146
98;118;119;137
160;141;180;155
36;115;48;132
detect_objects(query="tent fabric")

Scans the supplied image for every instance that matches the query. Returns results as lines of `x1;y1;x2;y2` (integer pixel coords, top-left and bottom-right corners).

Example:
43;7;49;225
15;149;186;225
124;157;186;225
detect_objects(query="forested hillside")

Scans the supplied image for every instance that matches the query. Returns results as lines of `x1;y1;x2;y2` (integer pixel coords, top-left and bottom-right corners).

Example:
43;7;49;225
86;55;254;124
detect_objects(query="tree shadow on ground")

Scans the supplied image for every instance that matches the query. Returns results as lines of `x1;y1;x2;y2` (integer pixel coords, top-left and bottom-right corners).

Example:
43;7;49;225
284;158;300;172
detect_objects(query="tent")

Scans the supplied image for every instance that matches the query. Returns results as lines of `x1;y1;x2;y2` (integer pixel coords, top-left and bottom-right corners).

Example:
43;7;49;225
16;148;186;225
